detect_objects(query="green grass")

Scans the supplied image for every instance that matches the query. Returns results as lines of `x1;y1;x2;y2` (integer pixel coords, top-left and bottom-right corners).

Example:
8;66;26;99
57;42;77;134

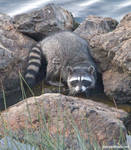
0;73;129;150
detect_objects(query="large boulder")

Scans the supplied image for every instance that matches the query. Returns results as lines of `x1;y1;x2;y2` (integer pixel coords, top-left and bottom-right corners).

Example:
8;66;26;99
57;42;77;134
0;13;36;108
13;4;77;41
89;16;131;73
90;14;131;103
74;14;131;103
74;15;118;43
103;70;131;103
0;93;128;149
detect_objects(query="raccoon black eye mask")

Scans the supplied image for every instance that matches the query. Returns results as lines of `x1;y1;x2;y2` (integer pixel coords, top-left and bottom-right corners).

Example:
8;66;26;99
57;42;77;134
69;76;93;92
69;77;92;86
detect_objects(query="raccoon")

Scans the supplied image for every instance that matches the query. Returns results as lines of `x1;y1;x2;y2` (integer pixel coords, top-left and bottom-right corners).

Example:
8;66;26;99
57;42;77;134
25;31;97;95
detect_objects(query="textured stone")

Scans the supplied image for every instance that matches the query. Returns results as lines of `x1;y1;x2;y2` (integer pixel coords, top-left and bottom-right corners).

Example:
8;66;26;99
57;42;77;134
74;15;118;42
103;70;131;103
0;93;127;148
13;4;76;41
0;13;36;108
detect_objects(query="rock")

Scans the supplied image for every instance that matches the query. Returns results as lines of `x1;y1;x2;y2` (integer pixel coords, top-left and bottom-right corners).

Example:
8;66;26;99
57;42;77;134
127;135;131;149
0;93;127;148
90;14;131;103
13;4;76;41
118;13;131;27
0;136;37;150
74;15;118;42
89;21;131;73
88;14;131;73
0;13;36;108
103;70;131;103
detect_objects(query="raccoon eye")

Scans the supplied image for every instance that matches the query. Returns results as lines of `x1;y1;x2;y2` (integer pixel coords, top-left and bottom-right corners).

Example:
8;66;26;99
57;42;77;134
82;80;91;86
70;80;78;87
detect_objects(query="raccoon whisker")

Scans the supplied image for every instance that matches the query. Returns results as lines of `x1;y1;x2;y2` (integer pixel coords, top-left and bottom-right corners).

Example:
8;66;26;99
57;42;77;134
64;90;70;93
85;91;88;97
85;90;91;98
71;90;77;97
63;88;70;91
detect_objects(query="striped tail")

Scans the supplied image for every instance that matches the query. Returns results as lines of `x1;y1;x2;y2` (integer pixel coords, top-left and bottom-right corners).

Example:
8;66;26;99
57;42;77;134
25;43;42;87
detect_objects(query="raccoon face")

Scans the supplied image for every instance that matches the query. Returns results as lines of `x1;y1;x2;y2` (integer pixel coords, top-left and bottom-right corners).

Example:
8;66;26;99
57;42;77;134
67;66;96;95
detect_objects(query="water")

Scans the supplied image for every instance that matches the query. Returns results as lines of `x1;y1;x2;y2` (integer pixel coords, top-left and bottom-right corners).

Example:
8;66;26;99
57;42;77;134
0;0;131;21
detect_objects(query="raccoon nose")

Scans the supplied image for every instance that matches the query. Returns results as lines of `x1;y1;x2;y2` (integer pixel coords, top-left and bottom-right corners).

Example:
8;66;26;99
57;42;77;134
75;86;83;93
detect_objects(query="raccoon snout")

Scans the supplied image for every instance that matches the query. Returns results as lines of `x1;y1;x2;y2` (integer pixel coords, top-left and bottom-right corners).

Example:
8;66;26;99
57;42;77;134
75;86;87;93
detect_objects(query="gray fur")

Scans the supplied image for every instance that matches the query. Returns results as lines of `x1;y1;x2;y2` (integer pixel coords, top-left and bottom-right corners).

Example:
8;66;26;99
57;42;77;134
25;31;97;94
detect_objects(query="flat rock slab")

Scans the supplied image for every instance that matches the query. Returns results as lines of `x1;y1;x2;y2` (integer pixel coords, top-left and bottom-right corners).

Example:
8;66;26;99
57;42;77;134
13;4;76;41
0;93;127;148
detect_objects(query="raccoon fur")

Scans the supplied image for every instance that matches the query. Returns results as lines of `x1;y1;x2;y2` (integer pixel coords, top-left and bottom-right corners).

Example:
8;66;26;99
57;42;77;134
25;31;97;95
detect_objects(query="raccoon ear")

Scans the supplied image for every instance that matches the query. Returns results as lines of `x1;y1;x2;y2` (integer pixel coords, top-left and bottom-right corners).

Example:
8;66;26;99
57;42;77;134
88;65;95;74
67;66;73;74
